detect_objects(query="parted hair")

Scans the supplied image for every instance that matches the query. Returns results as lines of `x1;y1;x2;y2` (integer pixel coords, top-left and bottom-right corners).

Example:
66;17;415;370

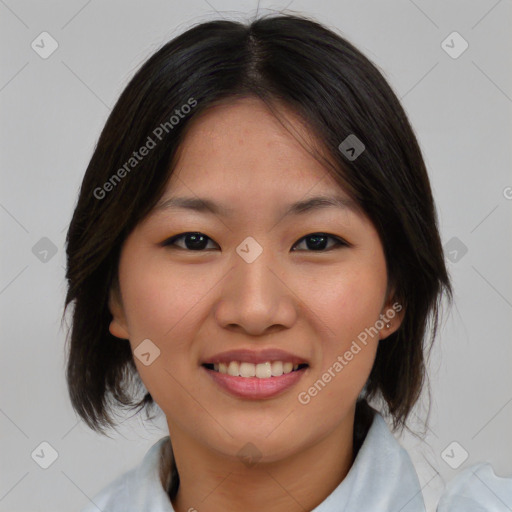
63;12;452;437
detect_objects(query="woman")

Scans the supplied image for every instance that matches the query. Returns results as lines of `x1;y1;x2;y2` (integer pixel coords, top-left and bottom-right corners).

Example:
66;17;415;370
63;13;511;512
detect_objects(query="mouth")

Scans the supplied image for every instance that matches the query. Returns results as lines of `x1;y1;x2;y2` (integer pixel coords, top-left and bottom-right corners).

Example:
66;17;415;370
202;361;309;378
201;349;310;400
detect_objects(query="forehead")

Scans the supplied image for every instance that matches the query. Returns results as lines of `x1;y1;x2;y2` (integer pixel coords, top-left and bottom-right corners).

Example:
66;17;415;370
163;96;350;203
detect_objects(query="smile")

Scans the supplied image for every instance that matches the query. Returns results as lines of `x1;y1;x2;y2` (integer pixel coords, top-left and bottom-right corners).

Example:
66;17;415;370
201;348;310;399
203;361;309;378
202;362;309;400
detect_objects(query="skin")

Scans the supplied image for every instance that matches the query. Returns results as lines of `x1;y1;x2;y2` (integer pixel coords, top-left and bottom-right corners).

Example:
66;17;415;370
108;96;404;512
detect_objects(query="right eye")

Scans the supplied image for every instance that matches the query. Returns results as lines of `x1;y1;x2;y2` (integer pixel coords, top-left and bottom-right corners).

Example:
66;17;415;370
161;232;219;251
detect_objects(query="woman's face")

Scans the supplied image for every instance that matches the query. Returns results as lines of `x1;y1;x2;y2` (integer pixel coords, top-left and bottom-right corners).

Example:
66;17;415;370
109;96;402;463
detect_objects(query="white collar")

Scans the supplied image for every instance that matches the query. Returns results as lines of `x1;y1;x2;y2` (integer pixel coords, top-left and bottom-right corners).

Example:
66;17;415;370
312;412;425;511
83;410;427;511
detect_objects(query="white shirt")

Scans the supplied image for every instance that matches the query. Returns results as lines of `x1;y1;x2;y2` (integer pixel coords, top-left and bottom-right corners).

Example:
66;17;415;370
80;412;512;511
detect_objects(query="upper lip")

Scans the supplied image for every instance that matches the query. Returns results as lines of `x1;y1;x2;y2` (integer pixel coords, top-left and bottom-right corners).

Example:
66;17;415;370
202;348;309;365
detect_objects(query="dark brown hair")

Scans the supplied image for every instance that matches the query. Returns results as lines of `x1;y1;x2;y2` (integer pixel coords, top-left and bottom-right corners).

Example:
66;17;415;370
63;13;452;437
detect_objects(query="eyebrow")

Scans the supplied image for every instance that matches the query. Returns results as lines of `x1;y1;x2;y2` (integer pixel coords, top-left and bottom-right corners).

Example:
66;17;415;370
151;194;359;219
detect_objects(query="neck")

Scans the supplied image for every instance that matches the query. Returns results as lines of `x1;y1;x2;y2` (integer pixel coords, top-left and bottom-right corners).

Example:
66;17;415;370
164;404;372;512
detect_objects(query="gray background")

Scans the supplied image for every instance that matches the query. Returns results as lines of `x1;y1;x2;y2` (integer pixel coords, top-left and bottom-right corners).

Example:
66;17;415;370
1;1;511;511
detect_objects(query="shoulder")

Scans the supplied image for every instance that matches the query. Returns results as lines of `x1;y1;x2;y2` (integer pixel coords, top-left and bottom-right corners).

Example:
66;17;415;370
79;437;173;512
437;463;512;512
328;403;427;511
80;467;134;512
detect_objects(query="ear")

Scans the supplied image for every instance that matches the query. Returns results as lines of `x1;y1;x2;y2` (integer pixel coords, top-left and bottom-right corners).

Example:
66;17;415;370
108;286;130;340
378;292;405;341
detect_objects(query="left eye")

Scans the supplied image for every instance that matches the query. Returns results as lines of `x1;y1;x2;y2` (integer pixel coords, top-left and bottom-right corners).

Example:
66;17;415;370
292;233;347;252
162;232;348;252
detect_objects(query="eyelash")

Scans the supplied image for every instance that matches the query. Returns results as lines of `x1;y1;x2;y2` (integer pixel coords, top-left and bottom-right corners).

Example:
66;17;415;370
161;232;349;252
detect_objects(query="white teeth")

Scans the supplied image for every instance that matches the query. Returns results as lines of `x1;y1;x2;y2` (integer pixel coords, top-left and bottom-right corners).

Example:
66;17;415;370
227;361;239;376
212;361;304;378
255;362;272;379
271;361;283;376
239;362;256;377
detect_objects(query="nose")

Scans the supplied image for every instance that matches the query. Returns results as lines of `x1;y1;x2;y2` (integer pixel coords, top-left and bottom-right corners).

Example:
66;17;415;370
214;242;298;337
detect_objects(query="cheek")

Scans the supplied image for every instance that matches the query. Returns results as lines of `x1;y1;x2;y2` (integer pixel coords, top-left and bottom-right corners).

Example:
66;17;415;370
119;253;209;342
300;260;386;396
117;253;211;414
308;264;387;345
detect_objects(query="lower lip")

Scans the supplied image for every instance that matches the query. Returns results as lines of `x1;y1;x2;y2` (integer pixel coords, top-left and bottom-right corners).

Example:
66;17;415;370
203;366;307;400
